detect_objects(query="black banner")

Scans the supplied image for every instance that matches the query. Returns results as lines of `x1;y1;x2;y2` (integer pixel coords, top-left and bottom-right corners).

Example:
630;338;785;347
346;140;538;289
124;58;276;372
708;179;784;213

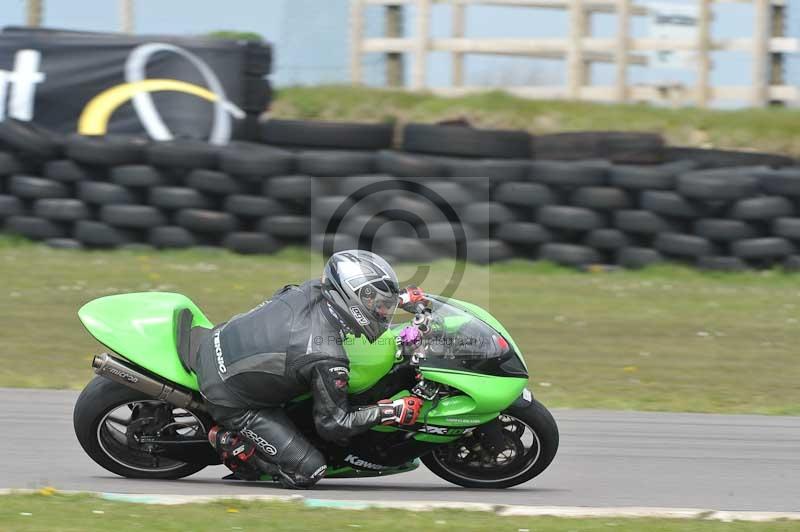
0;27;272;143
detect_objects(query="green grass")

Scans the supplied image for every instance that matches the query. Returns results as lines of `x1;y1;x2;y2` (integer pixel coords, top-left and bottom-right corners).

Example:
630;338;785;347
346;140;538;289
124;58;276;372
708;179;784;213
272;85;800;156
1;236;799;415
1;493;798;532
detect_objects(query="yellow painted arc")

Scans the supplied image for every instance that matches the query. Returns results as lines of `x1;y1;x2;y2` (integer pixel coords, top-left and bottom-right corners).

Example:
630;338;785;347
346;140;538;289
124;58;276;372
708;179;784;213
78;79;221;135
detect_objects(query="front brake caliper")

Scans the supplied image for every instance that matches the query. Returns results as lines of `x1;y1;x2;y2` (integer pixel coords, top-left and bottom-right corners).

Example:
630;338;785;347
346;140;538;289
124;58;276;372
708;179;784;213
474;418;506;453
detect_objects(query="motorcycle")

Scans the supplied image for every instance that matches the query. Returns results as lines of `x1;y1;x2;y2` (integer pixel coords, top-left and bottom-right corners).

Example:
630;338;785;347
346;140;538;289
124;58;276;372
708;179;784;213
73;291;558;489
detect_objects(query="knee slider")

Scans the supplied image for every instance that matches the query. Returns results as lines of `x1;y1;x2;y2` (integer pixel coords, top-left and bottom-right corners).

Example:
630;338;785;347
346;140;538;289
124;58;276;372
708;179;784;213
283;447;326;488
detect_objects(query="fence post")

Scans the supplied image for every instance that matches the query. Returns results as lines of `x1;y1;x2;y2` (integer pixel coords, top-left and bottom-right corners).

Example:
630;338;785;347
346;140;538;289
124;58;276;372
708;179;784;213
581;10;593;87
769;1;786;106
615;0;630;102
751;0;770;107
452;2;465;87
411;0;430;90
566;0;585;99
120;0;134;34
695;0;711;108
26;0;42;27
386;4;405;87
350;0;364;85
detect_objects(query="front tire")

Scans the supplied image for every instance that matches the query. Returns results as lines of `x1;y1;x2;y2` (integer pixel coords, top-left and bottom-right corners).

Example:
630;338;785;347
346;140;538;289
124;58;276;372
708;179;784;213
73;376;210;480
422;399;559;489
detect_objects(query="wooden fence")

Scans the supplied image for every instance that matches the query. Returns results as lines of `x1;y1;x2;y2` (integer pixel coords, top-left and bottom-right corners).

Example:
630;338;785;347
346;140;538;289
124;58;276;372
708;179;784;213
349;0;799;107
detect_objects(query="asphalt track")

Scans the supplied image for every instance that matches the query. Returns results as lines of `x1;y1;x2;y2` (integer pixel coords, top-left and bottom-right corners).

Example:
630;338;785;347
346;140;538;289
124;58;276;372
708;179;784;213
1;388;798;512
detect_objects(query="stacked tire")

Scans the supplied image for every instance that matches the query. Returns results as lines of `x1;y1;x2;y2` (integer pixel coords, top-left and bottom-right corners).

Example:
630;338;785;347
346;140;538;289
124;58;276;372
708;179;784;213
3;117;800;271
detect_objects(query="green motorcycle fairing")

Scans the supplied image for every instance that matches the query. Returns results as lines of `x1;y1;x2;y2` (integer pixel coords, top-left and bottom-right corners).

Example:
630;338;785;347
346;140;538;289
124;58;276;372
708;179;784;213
79;292;528;445
363;295;529;443
78;292;210;391
340;333;397;393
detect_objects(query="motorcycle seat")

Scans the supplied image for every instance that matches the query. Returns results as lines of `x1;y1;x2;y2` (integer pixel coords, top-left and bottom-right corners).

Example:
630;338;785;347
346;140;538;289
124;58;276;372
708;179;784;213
176;308;213;374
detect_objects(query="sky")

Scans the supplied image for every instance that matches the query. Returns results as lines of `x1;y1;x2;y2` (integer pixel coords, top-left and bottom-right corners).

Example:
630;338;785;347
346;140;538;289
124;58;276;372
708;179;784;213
1;0;797;107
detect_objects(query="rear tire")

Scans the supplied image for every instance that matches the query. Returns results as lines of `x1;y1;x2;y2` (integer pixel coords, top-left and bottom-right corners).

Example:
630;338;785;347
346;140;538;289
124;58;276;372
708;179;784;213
73;376;210;480
422;399;558;489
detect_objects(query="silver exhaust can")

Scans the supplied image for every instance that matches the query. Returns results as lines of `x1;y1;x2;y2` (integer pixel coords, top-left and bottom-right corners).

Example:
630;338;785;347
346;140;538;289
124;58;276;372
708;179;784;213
92;352;207;413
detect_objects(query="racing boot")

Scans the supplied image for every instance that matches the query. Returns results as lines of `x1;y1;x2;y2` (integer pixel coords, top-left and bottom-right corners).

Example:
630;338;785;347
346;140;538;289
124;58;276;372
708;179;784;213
208;425;261;480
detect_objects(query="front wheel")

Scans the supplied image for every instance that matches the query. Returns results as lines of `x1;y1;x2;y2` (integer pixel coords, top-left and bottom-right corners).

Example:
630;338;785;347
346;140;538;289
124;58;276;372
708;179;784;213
421;399;559;489
73;376;211;480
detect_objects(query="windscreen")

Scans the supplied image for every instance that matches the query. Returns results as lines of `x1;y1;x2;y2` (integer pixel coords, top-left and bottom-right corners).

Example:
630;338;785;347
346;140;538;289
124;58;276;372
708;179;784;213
407;296;527;377
422;297;507;360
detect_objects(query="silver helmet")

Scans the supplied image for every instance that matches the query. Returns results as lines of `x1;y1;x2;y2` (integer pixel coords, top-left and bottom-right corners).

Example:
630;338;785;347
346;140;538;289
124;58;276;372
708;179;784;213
321;250;400;342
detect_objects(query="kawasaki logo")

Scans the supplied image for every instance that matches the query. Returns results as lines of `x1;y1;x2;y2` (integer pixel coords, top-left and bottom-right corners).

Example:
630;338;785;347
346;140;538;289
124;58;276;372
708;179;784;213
344;454;389;471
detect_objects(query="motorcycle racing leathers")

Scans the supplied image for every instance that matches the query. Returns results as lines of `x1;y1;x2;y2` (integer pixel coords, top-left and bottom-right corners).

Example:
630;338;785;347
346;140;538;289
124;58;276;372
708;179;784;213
191;280;385;488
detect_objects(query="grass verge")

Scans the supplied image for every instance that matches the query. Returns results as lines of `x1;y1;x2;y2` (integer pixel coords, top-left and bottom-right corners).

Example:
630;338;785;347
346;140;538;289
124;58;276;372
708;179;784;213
272;85;800;156
1;236;799;415
1;493;799;532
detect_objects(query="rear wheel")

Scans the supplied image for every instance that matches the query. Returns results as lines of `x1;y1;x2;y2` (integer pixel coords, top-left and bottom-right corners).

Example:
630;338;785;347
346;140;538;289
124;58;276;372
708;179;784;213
422;399;558;489
73;376;211;479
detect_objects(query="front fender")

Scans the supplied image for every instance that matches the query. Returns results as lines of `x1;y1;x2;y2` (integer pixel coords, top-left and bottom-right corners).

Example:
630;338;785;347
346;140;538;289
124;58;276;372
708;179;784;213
510;387;534;409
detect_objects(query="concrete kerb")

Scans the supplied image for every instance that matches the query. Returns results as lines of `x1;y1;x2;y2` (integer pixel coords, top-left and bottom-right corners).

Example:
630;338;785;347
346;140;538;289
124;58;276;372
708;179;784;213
1;489;799;521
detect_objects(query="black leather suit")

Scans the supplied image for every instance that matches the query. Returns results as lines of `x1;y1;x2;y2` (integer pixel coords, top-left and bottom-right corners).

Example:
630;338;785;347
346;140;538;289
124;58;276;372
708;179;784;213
192;280;383;487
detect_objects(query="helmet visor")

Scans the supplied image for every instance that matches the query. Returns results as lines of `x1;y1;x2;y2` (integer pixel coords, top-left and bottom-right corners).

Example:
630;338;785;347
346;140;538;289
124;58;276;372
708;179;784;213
358;279;399;325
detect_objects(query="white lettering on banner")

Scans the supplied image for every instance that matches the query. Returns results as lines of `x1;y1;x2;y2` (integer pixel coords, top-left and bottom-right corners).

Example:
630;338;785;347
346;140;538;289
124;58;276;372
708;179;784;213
0;49;45;121
0;72;9;118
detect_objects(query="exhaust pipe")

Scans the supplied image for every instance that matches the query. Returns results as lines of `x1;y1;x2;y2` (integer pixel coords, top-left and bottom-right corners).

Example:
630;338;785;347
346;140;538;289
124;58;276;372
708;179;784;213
92;353;207;413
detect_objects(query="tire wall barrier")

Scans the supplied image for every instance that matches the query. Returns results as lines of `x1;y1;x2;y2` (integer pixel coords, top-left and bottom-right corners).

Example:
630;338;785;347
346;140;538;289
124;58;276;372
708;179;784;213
2;118;800;271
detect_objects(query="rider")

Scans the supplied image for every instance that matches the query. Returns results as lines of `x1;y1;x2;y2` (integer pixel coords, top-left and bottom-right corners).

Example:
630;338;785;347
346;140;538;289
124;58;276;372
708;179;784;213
191;250;424;488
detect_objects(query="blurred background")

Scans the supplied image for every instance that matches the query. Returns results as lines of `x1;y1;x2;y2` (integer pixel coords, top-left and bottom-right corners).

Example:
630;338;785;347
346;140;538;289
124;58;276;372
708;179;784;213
1;3;799;520
1;0;798;108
